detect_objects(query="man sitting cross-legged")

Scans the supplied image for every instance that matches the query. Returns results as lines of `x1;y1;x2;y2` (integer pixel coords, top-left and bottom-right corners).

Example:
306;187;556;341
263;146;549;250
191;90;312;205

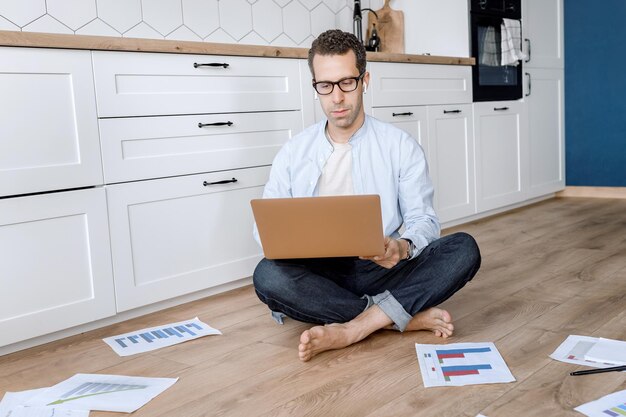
252;30;481;362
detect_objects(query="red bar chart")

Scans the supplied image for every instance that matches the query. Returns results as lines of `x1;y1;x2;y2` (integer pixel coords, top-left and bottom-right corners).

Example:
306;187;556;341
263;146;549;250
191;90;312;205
416;342;515;387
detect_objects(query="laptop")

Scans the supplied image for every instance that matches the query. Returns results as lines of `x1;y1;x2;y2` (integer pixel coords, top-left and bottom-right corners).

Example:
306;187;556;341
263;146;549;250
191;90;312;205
251;194;386;259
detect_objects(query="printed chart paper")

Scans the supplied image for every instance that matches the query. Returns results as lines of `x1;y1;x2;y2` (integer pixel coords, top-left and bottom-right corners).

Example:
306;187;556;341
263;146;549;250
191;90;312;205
584;338;626;366
0;389;49;417
550;335;621;368
574;389;626;417
24;374;178;413
103;317;221;356
3;407;88;417
415;342;515;387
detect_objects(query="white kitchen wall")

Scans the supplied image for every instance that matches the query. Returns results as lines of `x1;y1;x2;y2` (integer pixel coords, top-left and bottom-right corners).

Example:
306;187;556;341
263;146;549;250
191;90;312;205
0;0;372;47
0;0;468;55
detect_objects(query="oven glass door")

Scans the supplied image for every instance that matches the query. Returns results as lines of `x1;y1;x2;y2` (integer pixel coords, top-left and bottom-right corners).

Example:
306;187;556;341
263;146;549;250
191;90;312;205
471;14;522;101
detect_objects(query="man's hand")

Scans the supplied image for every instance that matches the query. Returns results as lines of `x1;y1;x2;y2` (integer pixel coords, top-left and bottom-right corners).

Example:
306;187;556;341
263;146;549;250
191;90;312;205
360;237;407;269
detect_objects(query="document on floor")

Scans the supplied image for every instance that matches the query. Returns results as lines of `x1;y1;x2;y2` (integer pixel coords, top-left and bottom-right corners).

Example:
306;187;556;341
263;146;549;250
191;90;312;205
103;317;221;356
583;337;626;366
574;389;626;417
0;389;47;417
415;342;515;387
1;389;88;417
2;406;88;417
24;374;178;413
550;335;623;368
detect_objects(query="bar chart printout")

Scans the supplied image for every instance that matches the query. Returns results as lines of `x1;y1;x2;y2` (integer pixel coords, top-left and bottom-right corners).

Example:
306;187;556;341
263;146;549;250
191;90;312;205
574;389;626;417
415;342;515;387
24;374;178;413
103;317;221;356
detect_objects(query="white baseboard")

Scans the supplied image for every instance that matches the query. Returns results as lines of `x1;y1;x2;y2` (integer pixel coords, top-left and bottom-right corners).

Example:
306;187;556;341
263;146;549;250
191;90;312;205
441;194;554;230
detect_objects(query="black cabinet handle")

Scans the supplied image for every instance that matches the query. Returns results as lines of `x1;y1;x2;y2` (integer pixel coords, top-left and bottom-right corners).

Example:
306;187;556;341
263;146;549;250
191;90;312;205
194;62;229;68
525;39;531;63
198;121;233;128
443;109;462;114
392;112;414;117
525;72;531;97
203;178;237;186
494;107;509;111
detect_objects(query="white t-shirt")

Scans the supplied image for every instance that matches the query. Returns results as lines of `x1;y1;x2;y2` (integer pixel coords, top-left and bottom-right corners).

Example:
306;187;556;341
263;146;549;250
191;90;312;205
317;132;354;196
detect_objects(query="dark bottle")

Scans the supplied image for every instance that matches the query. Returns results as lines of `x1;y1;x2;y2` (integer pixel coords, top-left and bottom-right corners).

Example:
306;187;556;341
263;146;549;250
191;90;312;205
368;23;381;52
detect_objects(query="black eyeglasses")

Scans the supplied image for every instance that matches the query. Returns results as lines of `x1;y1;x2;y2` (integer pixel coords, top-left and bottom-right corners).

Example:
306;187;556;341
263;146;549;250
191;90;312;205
312;72;365;95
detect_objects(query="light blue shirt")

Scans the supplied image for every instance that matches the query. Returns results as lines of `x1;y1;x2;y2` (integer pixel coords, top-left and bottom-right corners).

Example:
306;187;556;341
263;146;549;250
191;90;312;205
255;115;440;257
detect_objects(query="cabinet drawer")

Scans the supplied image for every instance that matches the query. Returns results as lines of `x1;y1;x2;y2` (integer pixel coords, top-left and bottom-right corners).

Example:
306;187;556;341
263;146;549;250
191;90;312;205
106;166;270;311
92;51;302;117
370;106;429;152
0;47;103;197
0;188;115;347
369;63;472;107
100;111;302;183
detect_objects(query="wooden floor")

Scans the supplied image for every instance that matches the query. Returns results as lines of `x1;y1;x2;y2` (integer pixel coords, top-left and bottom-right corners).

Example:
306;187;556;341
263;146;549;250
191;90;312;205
1;197;625;417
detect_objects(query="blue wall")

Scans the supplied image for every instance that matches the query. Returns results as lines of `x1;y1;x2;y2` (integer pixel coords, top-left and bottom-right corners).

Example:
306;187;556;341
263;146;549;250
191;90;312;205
565;0;626;186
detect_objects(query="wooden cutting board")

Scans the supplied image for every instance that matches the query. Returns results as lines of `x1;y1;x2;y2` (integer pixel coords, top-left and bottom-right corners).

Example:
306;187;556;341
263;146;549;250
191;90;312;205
366;0;404;54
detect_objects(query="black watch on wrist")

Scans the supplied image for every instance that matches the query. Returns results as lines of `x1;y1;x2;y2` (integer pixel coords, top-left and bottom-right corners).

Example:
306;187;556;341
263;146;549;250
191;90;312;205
402;239;414;260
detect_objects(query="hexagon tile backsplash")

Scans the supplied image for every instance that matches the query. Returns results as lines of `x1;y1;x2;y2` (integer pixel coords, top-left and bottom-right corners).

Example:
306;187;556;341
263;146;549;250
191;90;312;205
0;0;382;48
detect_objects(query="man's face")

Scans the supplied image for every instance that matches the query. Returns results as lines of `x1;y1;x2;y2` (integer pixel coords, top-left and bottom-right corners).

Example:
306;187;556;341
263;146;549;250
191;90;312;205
312;51;369;132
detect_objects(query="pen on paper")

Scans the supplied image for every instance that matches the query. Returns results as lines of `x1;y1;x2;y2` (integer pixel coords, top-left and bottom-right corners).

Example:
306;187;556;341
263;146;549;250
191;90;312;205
570;365;626;376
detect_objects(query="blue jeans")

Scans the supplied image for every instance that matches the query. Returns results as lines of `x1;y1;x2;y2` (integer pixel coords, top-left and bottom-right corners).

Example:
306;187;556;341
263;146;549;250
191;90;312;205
253;232;481;331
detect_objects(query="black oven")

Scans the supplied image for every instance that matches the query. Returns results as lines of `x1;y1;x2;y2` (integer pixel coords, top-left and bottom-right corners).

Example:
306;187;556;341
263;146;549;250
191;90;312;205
470;0;523;102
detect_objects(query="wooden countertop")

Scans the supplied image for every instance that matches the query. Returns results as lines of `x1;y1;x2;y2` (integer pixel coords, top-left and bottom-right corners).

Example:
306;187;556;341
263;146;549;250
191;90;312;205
0;30;475;66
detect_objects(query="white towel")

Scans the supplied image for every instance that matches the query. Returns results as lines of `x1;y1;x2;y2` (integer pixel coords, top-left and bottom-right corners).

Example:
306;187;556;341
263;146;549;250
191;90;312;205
478;26;500;67
501;18;527;66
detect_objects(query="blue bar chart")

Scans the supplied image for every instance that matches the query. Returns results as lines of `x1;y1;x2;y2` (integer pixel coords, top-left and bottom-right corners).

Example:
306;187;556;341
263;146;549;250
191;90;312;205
103;317;221;356
602;403;626;417
416;342;515;387
575;390;626;417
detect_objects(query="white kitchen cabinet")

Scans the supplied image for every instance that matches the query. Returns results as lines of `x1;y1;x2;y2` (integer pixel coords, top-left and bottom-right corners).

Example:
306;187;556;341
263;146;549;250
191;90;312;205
370;106;429;156
0;188;115;347
99;110;302;183
369;62;472;107
474;101;528;212
299;60;323;125
522;0;564;69
369;62;474;225
0;47;103;197
95;50;305;312
427;104;476;223
106;166;270;312
524;68;565;197
522;0;565;199
92;51;302;118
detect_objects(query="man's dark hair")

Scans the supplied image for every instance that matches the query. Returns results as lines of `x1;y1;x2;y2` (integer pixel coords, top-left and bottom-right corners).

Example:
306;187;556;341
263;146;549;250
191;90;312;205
307;29;367;79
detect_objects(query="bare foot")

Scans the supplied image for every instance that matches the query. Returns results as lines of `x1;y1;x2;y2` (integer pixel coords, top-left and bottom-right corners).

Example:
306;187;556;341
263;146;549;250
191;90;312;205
297;306;395;361
405;308;454;338
298;323;361;362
